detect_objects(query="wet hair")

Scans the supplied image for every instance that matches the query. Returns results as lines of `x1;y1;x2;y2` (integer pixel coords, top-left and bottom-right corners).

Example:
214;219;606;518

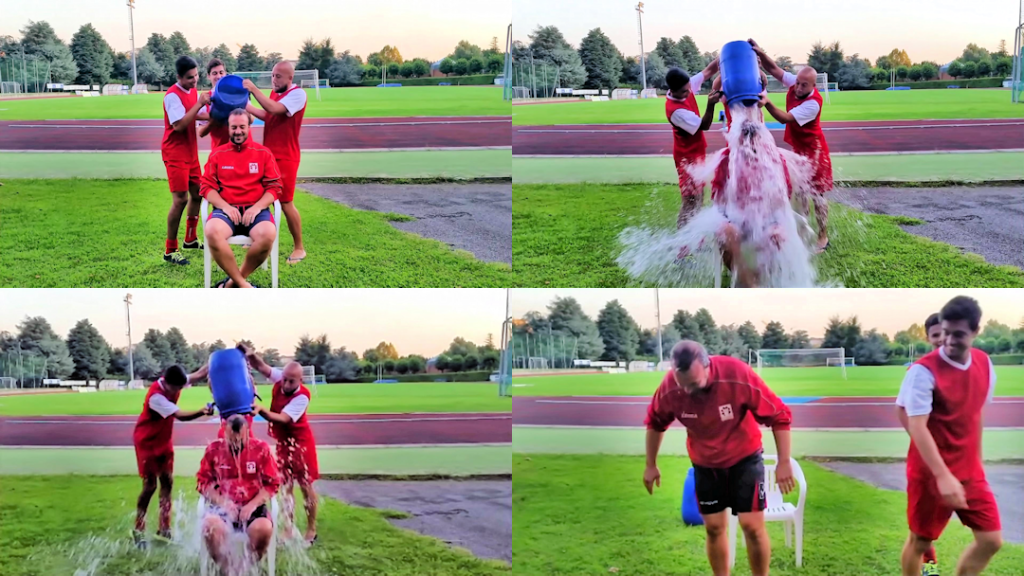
940;296;982;332
665;67;691;92
175;55;198;78
670;340;710;372
924;313;941;332
206;58;224;74
228;414;246;433
164;364;188;387
229;108;251;124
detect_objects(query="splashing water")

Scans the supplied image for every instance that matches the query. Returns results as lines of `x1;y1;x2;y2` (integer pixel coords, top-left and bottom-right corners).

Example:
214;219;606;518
618;103;835;287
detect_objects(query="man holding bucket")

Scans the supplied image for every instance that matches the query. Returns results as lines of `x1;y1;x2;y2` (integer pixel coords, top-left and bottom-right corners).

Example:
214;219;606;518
643;340;794;576
196;58;234;149
665;58;721;227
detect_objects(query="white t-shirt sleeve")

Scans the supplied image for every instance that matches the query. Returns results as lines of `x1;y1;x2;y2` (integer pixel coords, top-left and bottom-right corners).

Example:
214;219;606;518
269;367;284;384
987;357;996;404
149;393;180;418
689;72;705;94
782;71;797;88
895;365;935;417
790;100;821;126
164;93;186;124
280;395;309;422
278;88;307;117
670;108;702;135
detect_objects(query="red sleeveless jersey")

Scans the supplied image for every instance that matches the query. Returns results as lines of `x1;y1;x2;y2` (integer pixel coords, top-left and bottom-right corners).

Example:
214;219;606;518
268;382;315;445
666;94;707;165
907;348;991;481
783;87;832;191
133;380;182;452
162;84;199;162
263;85;306;163
202;98;232;149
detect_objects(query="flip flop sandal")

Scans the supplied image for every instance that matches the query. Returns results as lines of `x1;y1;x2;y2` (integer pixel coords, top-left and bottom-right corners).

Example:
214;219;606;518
305;534;318;547
214;277;230;288
816;240;830;254
286;255;306;265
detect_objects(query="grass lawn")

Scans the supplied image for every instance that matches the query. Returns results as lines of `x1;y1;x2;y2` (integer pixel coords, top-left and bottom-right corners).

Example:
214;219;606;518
0;150;512;180
511;183;1024;288
0;86;511;121
0;179;512;288
0;382;507;416
511;366;1024;397
511;89;1024;125
511;152;1024;185
0;475;508;575
511;454;1024;575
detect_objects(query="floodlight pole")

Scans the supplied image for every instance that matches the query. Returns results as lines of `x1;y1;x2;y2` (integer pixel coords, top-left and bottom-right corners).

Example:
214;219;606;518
125;293;135;383
503;23;513;101
655;288;663;362
127;0;138;88
637;3;647;89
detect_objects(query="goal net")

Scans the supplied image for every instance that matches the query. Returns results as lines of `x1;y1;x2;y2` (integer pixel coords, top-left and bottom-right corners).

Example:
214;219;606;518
232;69;321;101
101;84;126;96
511;86;532;99
0;377;16;389
0;81;21;94
527;357;549;370
640;88;659;99
816;73;831;104
301;365;320;395
826;357;855;367
628;360;652;372
131;83;149;94
756;348;847;379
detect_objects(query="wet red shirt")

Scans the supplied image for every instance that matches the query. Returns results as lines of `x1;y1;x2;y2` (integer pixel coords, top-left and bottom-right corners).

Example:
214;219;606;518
666;94;707;167
645;355;792;468
133;380;181;454
197;437;280;506
268;382;316;446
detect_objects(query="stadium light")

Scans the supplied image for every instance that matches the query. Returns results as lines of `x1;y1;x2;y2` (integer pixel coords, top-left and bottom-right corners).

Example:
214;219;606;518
636;3;647;89
124;293;134;383
127;0;138;89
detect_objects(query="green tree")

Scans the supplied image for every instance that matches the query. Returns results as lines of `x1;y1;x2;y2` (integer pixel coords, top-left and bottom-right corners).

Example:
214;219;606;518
452;40;483;62
264;52;283;70
400;61;415;77
994;57;1013;77
807;41;844;79
875;55;892;70
976;59;992;77
486;53;504;73
212;43;237;73
324;347;358;382
412;59;430;77
908;65;923;81
671;310;701;342
439;58;455;76
480;349;500;371
236;43;264;72
445;337;478;359
294;334;332;375
261;348;282;367
145;33;174;85
528;25;587;88
823;316;862;353
327;52;364;86
36;41;78;83
644;51;668;89
895;65;909;80
693;308;722;353
919;61;939;80
464;354;480;371
132;342;160;380
167;31;190;58
19;20;61;54
774;55;794;72
447;354;465;372
837;54;874;89
597;300;640;362
959;43;990;63
676;35;704;73
66;319;110;384
70;24;113;85
761;321;789;350
108;347;129;377
407;355;426;374
136;47;163;85
383;358;396;372
853;330;890;365
789;330;811;349
469;57;485;75
718;325;747;359
578;27;622;91
947;60;963;79
737;321;763;352
141;329;174;369
387;62;400;77
546;296;604;360
981;319;1012;340
164;327;190;365
454;59;469;76
961;61;977;79
396;358;410;374
885;48;911;68
434;354;450;372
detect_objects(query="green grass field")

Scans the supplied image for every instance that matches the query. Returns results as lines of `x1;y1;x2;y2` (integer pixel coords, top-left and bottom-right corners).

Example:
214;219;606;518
511;454;1023;575
0;475;508;575
0;382;507;416
511;89;1024;125
0;86;511;121
0;179;512;288
511;183;1024;288
512;366;1024;397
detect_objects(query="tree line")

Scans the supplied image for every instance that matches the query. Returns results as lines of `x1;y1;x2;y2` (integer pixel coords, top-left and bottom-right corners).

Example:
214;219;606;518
510;24;1011;93
1;20;504;91
0;316;499;386
514;296;1024;368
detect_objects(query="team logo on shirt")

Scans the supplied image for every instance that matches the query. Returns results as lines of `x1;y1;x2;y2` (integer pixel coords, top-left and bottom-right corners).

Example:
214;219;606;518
246;461;256;474
223;165;234;170
249;163;259;174
718;404;734;421
680;412;697;419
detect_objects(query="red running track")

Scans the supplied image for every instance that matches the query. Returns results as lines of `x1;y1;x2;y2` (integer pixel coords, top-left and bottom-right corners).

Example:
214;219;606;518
0;412;511;447
0;116;512;151
512;396;1024;428
512;118;1024;155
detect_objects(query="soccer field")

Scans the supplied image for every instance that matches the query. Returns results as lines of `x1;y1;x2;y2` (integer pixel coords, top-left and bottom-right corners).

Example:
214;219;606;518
511;365;1024;397
0;86;511;120
0;381;508;416
511;89;1024;125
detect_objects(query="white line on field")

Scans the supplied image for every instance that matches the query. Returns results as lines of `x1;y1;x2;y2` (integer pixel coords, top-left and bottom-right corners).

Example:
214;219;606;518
3;415;512;425
517;122;1024;134
7;119;511;129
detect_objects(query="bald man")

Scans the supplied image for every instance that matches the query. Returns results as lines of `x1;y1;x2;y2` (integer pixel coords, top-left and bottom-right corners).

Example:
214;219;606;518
244;62;308;266
750;39;833;253
645;340;794;576
246;348;319;545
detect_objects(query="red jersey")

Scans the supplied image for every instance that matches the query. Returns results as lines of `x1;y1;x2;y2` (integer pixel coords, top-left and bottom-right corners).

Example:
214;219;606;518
784;87;832;191
907;348;991;481
162;83;199;163
133;379;182;454
263;85;306;163
645;355;792;468
268;382;316;446
666;94;707;168
200;140;282;206
201;101;232;149
197;437;280;506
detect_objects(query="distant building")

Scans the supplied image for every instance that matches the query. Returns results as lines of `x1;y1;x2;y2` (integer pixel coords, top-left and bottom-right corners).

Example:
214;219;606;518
431;60;446;78
426;356;441;373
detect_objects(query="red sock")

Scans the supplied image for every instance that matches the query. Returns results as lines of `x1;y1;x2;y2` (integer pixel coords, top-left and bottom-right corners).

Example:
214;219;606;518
165;239;178;255
923;545;937;563
185;217;199;243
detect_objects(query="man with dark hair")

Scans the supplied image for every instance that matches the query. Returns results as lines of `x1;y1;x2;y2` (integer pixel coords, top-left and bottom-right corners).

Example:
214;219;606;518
925;313;943;350
197;58;234;149
198;413;280;573
132;363;212;548
644;340;794;576
161;55;211;265
665;59;721;227
200;108;283;288
896;296;1002;576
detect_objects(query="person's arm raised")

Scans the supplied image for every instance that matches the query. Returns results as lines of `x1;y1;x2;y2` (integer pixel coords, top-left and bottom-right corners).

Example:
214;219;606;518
243;80;288;116
748;39;785;82
172;91;210;133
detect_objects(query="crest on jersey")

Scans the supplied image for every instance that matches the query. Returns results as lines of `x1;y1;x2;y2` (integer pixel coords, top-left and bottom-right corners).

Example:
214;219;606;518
249;163;259;174
246;461;256;474
719;404;734;421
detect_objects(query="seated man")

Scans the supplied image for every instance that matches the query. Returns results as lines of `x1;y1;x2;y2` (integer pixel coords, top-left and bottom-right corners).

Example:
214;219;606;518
199;108;283;288
197;414;280;573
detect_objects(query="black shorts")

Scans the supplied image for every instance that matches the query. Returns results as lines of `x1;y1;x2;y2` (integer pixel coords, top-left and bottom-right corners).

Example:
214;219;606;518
208;206;274;237
209;503;269;532
693;450;766;516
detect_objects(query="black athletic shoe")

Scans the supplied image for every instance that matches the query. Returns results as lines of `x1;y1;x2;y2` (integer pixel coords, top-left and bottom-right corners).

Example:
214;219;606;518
132;529;148;550
182;240;204;250
163;251;190;265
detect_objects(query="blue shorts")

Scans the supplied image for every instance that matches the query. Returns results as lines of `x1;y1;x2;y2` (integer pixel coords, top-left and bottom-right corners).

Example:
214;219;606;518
208;206;274;237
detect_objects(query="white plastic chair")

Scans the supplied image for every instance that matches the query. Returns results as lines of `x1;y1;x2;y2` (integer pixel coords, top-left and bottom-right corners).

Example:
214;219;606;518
201;199;281;289
197;495;280;576
728;454;808;568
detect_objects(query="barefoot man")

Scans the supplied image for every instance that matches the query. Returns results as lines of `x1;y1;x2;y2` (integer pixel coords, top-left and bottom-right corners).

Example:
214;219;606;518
644;340;794;576
244;62;307;264
161;56;211;265
243;346;320;545
749;39;833;252
665;59;720;227
132;363;212;548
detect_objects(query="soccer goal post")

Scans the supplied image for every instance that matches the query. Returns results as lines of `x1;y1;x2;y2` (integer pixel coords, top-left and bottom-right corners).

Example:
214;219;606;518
527;357;549;370
756;348;847;379
816;73;831;104
301;365;320;395
232;69;321;101
0;377;17;389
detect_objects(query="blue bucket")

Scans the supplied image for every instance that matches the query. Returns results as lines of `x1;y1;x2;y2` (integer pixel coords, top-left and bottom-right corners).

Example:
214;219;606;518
720;41;761;107
210;75;250;123
681;467;704;526
208;348;253;417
